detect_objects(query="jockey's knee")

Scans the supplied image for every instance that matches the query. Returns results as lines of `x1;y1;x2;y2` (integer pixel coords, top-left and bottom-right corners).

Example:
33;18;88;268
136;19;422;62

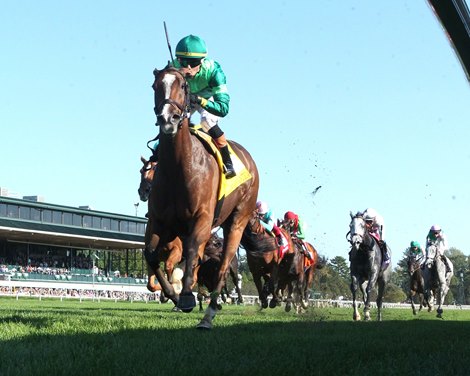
208;125;226;147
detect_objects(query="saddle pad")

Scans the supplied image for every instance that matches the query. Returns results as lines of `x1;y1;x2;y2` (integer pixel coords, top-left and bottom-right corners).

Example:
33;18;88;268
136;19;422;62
189;126;252;199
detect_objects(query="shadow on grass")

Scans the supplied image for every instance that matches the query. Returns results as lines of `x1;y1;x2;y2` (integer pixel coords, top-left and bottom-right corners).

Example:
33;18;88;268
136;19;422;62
0;314;469;376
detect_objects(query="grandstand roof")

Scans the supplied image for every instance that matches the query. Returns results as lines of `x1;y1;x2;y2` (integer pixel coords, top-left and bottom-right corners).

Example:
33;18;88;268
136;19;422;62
0;196;146;250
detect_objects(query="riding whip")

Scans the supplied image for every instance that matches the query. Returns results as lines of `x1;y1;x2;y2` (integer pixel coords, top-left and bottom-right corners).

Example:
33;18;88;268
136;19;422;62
163;21;175;66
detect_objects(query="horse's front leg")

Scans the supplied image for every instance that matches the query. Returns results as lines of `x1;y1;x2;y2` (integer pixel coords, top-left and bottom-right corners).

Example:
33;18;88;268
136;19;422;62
178;239;206;313
350;275;361;321
362;280;372;321
410;290;417;315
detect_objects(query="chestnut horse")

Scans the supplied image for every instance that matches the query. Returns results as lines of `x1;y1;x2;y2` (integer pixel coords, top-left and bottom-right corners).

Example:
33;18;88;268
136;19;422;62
299;241;325;309
240;210;280;309
279;218;325;310
146;67;259;329
277;218;306;313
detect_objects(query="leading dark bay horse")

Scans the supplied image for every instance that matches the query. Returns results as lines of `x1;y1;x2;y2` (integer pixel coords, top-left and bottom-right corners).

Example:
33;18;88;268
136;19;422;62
407;253;427;315
240;210;280;309
146;67;259;329
347;212;391;321
423;244;453;318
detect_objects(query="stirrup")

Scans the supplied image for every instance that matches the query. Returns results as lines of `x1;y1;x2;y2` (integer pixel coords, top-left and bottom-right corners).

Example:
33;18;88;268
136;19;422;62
224;164;236;179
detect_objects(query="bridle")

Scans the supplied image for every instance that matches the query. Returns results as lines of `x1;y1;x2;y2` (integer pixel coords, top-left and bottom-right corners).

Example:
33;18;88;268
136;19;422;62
153;68;191;128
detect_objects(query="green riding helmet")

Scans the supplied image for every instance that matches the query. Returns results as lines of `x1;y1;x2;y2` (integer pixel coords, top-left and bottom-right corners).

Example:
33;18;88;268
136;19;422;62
410;241;420;249
175;35;208;59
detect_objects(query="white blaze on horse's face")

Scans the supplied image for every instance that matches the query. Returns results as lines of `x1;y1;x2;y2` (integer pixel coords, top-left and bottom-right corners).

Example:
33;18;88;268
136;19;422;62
160;73;179;136
350;217;365;250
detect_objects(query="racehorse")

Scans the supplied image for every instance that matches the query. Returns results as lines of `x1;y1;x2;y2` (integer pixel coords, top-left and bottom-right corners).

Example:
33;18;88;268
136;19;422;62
407;253;427;315
299;241;325;309
240;210;280;309
277;218;306;313
196;232;243;311
146;67;259;329
347;212;391;321
138;158;242;310
423;243;453;318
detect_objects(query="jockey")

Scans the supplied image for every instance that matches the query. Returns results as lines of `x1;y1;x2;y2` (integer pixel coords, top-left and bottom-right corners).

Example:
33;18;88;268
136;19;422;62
175;35;236;178
150;35;235;178
284;211;313;260
256;201;288;254
362;208;391;266
426;225;452;273
408;240;424;263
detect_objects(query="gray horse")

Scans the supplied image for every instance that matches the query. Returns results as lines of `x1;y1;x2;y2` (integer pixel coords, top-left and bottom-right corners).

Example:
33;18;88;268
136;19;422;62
423;244;453;318
348;212;391;321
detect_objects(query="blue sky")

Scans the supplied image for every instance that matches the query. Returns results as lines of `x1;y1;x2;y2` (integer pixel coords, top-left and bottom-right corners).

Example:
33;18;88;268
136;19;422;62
1;1;470;266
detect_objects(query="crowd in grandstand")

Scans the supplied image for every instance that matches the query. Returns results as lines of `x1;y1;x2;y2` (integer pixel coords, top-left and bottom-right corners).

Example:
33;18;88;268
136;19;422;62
0;285;159;302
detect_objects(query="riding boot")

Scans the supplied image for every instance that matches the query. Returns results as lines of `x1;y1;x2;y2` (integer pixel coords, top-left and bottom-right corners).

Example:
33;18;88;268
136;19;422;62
220;145;236;179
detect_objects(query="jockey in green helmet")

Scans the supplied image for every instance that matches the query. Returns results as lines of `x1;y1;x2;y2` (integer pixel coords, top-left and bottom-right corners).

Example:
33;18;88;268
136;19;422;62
170;35;235;178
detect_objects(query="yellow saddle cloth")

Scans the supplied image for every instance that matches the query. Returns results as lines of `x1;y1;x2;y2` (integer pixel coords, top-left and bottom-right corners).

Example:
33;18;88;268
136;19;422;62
189;125;252;201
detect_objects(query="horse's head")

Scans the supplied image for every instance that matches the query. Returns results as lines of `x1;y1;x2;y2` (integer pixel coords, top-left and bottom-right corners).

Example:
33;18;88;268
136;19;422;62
425;244;438;269
138;156;157;202
407;253;422;275
152;67;190;136
246;210;265;235
348;211;366;251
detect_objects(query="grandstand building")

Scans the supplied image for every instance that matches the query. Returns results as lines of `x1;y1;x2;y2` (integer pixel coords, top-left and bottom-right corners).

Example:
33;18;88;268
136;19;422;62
0;195;148;281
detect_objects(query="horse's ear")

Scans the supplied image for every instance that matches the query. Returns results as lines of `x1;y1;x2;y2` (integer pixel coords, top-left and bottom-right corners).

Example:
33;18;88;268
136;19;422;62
350;211;354;219
153;68;159;77
141;156;148;164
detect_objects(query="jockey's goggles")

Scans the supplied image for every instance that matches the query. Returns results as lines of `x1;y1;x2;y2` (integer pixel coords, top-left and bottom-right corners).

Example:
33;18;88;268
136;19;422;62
178;57;201;68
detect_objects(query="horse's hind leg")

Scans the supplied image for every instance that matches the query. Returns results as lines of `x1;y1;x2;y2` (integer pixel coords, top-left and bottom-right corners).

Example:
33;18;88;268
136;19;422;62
410;291;417;315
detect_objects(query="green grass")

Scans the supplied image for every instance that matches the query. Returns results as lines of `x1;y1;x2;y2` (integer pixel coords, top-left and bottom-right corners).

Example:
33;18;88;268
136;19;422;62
1;298;469;376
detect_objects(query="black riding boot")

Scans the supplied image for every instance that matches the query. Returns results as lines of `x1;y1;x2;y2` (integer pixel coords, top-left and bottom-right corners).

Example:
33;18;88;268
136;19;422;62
220;145;236;179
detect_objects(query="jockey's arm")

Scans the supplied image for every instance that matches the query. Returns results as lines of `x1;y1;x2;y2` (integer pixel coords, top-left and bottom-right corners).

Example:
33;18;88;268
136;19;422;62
200;92;229;117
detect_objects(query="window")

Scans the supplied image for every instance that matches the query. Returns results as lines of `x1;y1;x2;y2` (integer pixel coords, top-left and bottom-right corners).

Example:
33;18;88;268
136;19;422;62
0;203;6;217
42;210;52;223
137;222;146;235
92;216;101;229
64;213;72;226
83;215;92;228
19;207;30;220
111;219;119;231
73;214;82;227
52;211;62;224
120;221;129;233
7;204;19;218
31;208;41;221
128;221;137;234
102;218;111;230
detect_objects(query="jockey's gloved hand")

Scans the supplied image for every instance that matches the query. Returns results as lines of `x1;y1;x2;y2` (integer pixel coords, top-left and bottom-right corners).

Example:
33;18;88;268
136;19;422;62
189;94;201;106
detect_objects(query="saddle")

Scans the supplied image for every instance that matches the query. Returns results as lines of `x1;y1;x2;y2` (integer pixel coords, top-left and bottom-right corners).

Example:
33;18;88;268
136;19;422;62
189;125;252;223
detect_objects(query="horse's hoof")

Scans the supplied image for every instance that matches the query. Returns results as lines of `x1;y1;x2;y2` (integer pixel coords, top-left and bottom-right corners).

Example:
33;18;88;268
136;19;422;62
177;294;196;312
413;310;417;315
196;320;212;330
216;304;223;310
268;299;277;309
285;303;292;312
301;300;309;309
171;306;183;313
